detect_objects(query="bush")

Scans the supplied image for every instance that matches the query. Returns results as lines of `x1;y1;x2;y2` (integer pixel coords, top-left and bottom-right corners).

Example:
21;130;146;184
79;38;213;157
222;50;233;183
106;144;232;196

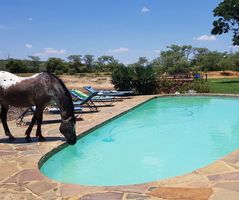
111;64;132;90
180;80;211;93
158;78;175;93
45;58;67;73
131;65;157;94
5;59;27;73
68;68;77;75
111;64;158;94
55;70;64;75
167;60;190;75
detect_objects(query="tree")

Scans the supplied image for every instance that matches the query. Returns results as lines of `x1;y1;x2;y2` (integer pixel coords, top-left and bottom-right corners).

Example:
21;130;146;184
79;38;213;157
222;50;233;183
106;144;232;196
28;56;40;72
83;55;94;72
0;60;7;71
167;60;190;75
157;45;192;75
45;57;65;74
191;48;210;68
219;54;234;71
193;48;210;58
67;55;82;63
181;45;194;60
195;51;224;71
232;52;239;69
211;0;239;45
5;59;27;73
166;45;194;60
137;57;148;67
96;56;117;72
67;55;83;73
98;56;115;64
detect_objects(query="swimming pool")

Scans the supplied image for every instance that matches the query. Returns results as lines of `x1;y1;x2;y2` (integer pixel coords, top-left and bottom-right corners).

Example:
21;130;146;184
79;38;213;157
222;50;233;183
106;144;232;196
40;96;239;186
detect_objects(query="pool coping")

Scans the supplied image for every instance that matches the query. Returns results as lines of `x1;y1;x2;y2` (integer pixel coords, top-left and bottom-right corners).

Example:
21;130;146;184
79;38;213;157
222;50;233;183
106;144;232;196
1;94;239;199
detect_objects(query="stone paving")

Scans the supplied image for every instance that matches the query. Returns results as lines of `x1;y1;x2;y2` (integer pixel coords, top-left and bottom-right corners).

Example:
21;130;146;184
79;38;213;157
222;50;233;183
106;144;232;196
0;94;239;199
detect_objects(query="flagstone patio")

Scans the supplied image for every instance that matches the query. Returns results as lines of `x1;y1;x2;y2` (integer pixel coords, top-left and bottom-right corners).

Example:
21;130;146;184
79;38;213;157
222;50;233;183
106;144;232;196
0;94;239;199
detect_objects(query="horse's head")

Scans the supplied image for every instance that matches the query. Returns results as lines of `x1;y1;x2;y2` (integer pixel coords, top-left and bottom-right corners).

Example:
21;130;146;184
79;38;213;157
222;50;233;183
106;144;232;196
59;116;77;145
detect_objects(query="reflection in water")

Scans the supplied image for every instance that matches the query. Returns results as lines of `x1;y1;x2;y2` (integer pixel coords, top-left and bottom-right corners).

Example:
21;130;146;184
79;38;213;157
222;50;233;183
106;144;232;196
102;137;115;143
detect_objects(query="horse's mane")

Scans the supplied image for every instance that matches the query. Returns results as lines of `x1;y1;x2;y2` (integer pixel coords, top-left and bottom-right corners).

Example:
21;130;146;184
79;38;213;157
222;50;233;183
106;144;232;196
45;72;74;115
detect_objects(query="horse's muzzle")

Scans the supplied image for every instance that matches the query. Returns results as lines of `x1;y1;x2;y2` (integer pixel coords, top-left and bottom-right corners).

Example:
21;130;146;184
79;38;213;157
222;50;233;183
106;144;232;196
67;138;77;145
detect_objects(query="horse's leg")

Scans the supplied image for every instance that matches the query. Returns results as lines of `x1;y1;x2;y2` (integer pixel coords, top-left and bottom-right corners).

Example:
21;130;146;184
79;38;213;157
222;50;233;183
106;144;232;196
0;105;15;141
35;108;45;142
25;114;37;142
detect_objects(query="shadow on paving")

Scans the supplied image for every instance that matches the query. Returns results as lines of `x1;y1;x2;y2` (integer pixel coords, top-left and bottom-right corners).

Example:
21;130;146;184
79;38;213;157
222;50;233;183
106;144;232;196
23;117;83;126
0;136;65;144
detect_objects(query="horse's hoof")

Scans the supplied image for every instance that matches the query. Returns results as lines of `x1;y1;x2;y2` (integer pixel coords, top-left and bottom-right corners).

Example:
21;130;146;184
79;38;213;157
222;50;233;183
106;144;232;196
25;137;32;143
38;137;46;142
9;136;15;141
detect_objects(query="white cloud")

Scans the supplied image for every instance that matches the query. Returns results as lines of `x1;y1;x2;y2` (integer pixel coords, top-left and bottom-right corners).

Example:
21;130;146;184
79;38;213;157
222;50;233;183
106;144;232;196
34;48;66;56
44;48;66;54
194;35;217;41
25;44;33;49
141;6;150;13
28;17;33;21
154;49;161;54
108;47;129;53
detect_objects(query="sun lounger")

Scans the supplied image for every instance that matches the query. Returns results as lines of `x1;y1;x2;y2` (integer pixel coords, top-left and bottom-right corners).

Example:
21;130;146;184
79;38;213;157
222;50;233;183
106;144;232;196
16;92;98;127
16;105;83;127
83;86;134;97
48;106;83;114
16;107;36;126
71;91;99;111
70;89;114;106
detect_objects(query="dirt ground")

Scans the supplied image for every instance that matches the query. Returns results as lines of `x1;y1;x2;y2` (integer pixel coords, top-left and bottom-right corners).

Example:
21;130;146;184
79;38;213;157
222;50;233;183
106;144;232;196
60;73;114;93
204;70;239;79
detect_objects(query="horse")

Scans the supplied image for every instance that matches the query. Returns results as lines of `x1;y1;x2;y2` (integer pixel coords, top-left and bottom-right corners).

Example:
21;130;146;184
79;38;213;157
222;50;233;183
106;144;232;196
0;71;77;145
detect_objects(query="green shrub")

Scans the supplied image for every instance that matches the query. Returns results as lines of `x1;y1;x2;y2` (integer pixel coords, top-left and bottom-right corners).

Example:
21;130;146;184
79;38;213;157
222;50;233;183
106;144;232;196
158;78;175;93
55;70;64;75
111;64;157;94
180;80;211;93
5;59;27;73
68;68;77;75
167;60;190;75
131;65;157;94
45;58;65;73
111;64;132;90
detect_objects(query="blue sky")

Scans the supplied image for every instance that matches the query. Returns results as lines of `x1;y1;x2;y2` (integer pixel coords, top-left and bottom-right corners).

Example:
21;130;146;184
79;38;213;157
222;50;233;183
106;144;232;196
0;0;237;63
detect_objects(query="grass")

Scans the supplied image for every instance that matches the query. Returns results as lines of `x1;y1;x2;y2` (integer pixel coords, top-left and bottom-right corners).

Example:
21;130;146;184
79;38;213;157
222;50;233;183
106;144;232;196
208;78;239;94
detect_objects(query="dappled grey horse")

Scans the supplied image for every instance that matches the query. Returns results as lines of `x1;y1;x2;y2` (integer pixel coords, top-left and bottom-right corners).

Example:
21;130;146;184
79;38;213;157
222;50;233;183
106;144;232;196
0;71;76;145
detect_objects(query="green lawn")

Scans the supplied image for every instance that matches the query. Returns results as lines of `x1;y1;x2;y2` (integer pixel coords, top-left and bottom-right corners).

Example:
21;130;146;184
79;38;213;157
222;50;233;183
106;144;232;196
208;78;239;94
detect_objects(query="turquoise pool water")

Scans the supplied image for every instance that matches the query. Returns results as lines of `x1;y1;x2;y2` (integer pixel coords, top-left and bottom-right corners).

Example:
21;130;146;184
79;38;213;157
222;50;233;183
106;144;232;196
40;96;239;186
